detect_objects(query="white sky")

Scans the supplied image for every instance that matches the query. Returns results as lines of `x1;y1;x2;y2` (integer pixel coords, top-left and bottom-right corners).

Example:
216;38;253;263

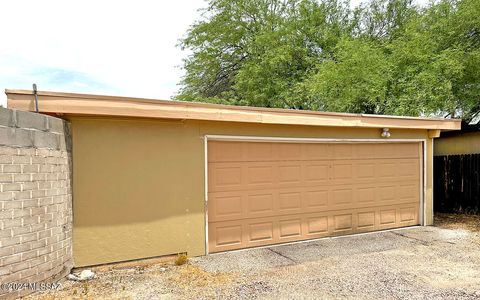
0;0;429;107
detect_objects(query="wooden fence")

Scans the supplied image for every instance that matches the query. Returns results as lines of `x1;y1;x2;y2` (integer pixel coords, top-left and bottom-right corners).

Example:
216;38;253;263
434;154;480;214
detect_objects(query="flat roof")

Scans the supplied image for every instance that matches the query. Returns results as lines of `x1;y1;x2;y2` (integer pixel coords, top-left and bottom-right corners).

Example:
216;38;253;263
5;89;461;130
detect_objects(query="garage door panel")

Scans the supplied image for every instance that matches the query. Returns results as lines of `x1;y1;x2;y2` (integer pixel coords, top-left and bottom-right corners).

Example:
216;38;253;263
249;221;274;242
379;186;396;201
247;193;275;216
377;162;397;178
208;141;245;162
208;194;243;221
209;181;419;222
209;159;419;193
305;163;329;182
304;189;329;209
357;211;376;231
303;143;331;160
357;163;376;179
372;143;420;159
246;142;275;161
278;143;302;160
356;187;376;205
247;165;275;185
278;192;302;212
208;141;421;253
305;215;329;236
279;218;302;239
332;163;353;180
400;207;417;223
398;183;418;200
209;141;420;163
332;214;354;233
215;225;243;247
208;207;420;253
331;188;354;206
208;220;243;251
208;165;243;191
379;209;397;226
397;160;419;176
278;165;302;183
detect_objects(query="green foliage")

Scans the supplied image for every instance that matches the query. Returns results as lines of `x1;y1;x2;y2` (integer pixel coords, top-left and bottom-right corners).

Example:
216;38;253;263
306;38;392;113
176;0;480;122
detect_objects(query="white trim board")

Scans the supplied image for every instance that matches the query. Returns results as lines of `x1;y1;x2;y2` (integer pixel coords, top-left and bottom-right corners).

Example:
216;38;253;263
204;135;427;255
206;135;426;143
204;135;209;255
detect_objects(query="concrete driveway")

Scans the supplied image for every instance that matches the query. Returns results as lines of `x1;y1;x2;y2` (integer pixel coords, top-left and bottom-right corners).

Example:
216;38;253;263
27;218;480;300
191;226;480;299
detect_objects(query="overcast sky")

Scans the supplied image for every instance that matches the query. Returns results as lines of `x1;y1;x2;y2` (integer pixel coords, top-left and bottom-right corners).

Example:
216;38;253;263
0;0;429;107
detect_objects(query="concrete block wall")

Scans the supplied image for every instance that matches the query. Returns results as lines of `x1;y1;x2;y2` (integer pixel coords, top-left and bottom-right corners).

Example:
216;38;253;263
0;107;73;299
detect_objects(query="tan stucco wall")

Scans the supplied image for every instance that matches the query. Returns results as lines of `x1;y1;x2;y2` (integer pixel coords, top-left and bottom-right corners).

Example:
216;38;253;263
434;132;480;156
70;116;433;267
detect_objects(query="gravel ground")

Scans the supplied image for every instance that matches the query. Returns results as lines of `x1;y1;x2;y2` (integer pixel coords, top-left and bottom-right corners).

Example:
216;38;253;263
25;214;480;299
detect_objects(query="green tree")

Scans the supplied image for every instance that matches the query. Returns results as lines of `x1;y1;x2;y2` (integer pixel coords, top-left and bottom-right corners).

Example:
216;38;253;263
177;0;355;108
385;0;480;121
176;0;480;123
305;37;392;113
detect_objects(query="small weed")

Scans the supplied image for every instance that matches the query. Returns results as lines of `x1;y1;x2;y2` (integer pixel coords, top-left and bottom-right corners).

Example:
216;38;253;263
81;282;89;295
136;265;146;274
175;253;188;266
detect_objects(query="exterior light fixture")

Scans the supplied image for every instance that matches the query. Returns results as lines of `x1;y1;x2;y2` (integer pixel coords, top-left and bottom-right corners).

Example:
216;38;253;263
381;128;391;138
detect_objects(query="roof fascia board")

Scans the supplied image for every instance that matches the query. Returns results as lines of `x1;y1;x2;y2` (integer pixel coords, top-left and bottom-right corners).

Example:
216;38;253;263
5;89;461;131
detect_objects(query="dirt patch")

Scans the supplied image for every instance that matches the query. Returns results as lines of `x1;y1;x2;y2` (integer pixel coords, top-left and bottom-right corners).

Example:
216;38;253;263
167;264;233;288
435;213;480;232
25;263;235;300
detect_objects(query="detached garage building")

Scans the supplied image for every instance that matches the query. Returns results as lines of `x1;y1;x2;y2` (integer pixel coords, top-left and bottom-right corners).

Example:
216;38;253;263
7;90;460;267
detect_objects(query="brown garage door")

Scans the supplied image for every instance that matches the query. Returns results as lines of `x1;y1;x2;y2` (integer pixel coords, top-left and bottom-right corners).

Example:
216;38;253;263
207;141;421;253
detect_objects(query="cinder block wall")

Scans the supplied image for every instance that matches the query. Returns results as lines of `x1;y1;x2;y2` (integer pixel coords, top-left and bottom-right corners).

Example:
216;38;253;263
0;107;73;299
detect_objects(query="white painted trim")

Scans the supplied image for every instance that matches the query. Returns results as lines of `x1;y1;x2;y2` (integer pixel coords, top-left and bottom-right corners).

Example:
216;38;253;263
423;141;428;225
430;139;434;218
206;135;426;143
207;225;423;256
204;135;209;255
204;135;428;255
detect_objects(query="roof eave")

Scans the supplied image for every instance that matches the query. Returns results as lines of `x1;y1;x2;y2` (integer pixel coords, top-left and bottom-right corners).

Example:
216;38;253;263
5;89;462;131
